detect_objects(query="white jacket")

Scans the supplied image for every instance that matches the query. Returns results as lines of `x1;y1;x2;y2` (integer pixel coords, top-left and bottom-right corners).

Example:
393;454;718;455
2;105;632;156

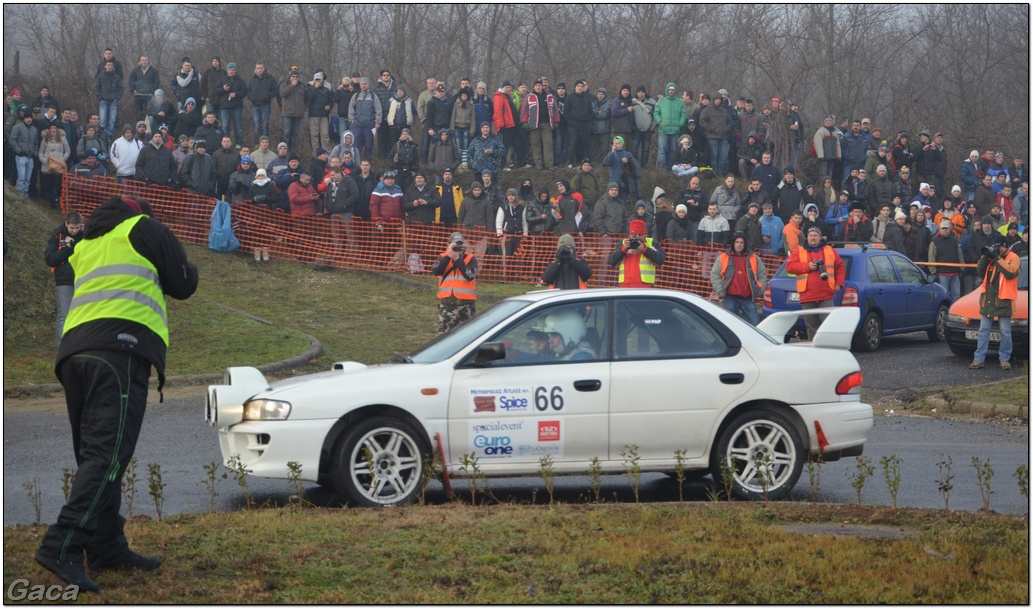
110;136;143;176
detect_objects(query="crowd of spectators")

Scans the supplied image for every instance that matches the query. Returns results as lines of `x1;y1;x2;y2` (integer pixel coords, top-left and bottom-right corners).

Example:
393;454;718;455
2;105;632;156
5;52;1028;292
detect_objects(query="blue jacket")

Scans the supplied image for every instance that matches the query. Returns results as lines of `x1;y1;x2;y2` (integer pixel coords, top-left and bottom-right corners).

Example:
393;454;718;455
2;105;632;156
759;214;785;254
825;200;850;238
841;132;868;167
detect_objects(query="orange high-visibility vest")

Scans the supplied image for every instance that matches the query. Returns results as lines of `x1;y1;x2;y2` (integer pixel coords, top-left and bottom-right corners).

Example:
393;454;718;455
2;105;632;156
795;246;836;292
718;252;762;291
437;253;477;300
977;250;1020;301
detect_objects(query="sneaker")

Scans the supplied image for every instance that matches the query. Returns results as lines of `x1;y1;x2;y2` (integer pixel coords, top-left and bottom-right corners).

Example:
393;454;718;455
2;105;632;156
968;360;984;369
88;549;162;573
523;163;533;168
566;164;573;169
1001;360;1011;370
503;166;512;172
35;551;100;592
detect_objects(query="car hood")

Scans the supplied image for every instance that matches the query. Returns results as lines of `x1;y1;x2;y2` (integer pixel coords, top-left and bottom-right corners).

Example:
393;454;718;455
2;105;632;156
258;361;446;420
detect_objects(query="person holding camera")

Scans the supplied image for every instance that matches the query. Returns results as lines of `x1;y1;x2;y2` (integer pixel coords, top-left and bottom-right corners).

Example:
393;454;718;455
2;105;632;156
969;234;1021;370
608;218;665;288
785;225;845;340
432;231;479;335
44;211;85;347
542;233;592;289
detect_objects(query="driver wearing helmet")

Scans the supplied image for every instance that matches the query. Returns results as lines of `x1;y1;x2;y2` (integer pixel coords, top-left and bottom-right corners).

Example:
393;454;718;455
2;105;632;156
542;309;596;361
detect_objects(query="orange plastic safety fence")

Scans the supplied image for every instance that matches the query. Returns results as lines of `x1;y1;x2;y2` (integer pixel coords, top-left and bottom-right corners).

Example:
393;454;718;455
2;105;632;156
60;174;786;301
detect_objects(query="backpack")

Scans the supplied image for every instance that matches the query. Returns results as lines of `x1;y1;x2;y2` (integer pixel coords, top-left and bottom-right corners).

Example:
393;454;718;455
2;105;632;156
209;198;240;252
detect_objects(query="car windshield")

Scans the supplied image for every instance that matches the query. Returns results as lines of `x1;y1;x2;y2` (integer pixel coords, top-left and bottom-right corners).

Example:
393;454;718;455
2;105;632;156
1020;257;1029;291
408;300;531;364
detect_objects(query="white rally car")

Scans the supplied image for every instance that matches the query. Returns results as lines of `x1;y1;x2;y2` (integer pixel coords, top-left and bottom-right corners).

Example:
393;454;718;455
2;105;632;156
207;289;873;506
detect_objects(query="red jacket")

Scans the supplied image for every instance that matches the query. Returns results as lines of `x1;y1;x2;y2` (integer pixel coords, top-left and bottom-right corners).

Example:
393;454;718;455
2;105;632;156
785;244;845;303
288;181;319;216
492;90;517;131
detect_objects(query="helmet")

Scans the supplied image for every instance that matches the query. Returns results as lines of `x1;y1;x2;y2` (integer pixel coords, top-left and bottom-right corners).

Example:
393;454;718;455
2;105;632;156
542;309;587;347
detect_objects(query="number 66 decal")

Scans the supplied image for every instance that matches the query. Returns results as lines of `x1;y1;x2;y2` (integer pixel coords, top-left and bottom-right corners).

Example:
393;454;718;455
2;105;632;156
534;385;564;411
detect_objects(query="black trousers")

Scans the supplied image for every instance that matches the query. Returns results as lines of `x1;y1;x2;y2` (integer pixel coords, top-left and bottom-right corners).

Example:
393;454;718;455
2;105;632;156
38;350;151;564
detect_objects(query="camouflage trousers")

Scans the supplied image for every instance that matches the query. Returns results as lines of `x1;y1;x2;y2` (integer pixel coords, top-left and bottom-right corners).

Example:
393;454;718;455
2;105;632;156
438;299;476;335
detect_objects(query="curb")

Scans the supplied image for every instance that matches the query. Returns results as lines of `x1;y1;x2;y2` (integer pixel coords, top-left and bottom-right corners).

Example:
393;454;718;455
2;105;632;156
3;296;323;400
3;270;503;400
925;395;1028;420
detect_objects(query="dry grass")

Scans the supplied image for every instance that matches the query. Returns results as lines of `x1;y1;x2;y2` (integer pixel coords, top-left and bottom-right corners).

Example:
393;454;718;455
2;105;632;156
3;502;1027;603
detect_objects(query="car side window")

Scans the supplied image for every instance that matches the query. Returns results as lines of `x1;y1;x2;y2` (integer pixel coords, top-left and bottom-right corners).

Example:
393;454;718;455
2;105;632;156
615;298;728;360
487;301;608;366
866;255;897;283
894;257;926;285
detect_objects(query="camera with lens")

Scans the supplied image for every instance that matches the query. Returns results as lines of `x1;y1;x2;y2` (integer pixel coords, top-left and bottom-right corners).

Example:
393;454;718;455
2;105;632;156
980;244;999;259
628;237;641;250
814;259;829;281
557;247;574;262
451;242;466;254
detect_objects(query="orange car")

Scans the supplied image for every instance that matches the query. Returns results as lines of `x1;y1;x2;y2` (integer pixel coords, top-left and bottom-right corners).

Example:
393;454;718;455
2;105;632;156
945;256;1028;359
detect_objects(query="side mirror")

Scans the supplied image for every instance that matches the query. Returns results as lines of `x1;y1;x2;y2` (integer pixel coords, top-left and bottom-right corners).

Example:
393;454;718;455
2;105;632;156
473;342;507;366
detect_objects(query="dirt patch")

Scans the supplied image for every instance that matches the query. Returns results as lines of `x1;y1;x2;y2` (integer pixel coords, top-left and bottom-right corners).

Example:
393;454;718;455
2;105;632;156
776;523;919;539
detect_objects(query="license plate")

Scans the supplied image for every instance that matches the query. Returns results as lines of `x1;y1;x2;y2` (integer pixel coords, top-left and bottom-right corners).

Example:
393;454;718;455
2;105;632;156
788;292;800;303
965;330;1001;342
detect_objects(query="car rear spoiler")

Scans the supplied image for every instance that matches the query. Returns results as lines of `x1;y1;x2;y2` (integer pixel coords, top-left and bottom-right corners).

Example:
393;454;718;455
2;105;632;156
758;307;859;350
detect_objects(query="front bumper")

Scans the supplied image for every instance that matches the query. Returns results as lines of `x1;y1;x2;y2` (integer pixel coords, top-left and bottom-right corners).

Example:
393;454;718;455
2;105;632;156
217;419;334;483
945;320;1028;354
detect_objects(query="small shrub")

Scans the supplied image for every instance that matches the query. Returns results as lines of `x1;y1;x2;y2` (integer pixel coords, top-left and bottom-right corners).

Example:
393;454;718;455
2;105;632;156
227;454;252;509
202;461;224;513
61;468;76;504
673;449;687;503
587;457;603;503
880;455;901;509
619;444;641;503
971;457;993;512
459;453;482;505
286;460;306;505
849;456;874;506
753;453;773;502
720;458;736;501
538;456;555;505
1014;464;1029;500
121;457;138;518
22;477;41;525
419;452;441;506
147;463;166;521
936;454;954;511
805;455;824;503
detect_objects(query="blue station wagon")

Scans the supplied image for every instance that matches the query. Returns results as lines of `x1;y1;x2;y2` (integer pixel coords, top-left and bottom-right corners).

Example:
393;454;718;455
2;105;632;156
762;244;952;352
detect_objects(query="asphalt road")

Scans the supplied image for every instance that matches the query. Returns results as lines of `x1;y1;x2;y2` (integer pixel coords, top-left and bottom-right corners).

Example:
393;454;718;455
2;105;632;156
4;334;1027;525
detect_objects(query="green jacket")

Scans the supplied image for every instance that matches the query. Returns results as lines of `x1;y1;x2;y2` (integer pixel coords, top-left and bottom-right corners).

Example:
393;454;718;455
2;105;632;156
652;83;686;136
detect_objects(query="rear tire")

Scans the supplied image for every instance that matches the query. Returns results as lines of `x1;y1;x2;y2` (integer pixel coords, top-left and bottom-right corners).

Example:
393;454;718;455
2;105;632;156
928;305;949;342
853;311;882;352
710;409;805;501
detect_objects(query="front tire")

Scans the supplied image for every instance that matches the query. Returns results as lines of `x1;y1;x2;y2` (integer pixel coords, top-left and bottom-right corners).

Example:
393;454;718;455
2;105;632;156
710;409;805;501
853;311;883;352
928;305;949;342
948;341;975;359
331;417;429;507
